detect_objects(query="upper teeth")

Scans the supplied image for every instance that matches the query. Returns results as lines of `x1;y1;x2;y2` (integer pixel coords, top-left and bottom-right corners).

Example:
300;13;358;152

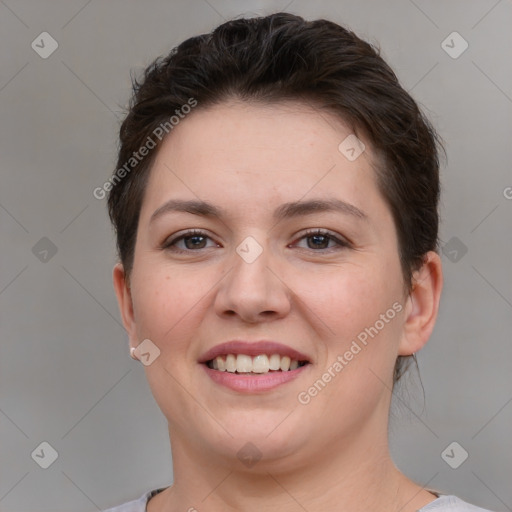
210;354;302;373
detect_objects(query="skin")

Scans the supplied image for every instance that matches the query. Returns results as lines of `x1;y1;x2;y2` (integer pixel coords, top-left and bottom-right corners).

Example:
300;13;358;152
113;100;443;512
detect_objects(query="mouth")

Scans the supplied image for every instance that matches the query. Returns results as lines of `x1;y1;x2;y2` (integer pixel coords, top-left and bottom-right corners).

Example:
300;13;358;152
199;341;312;392
205;353;310;374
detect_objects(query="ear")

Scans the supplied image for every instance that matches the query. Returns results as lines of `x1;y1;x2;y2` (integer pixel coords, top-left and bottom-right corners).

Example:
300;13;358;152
113;262;139;352
398;251;443;356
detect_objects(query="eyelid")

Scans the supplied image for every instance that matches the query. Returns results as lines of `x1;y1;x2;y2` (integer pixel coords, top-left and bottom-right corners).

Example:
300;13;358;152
160;229;218;250
162;228;351;253
292;228;352;249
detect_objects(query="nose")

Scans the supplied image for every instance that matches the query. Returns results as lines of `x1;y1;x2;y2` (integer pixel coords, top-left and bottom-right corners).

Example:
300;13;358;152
214;238;291;323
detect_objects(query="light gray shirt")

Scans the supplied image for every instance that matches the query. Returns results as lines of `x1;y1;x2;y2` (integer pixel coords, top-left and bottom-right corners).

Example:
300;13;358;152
101;488;497;512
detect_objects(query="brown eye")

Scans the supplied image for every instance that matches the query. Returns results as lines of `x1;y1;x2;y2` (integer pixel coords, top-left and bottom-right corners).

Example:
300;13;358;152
182;234;208;250
294;229;350;251
307;233;330;249
162;230;217;252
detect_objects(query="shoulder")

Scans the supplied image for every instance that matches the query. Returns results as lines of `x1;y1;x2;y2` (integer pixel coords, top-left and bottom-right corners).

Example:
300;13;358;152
420;495;497;512
100;490;495;512
100;491;149;512
101;488;167;512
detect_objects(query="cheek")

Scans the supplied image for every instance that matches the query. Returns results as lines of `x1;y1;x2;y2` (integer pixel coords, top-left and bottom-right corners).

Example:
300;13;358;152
297;262;395;334
130;263;223;352
131;267;185;339
129;266;213;422
302;260;404;377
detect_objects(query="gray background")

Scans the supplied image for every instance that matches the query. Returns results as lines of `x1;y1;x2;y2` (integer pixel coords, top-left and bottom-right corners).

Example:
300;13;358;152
1;1;511;511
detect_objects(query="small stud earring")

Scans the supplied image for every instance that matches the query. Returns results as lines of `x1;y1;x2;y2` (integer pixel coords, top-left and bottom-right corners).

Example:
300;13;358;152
130;347;138;360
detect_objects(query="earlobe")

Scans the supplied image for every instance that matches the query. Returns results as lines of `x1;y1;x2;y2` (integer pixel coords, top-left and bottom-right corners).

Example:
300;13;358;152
398;251;443;356
112;263;138;350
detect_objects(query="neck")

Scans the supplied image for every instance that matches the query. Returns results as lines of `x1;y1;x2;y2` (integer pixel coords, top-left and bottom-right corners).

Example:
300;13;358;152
150;418;436;512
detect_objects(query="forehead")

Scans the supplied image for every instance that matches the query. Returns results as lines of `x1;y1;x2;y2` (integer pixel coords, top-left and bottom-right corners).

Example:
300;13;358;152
139;100;383;223
157;100;359;169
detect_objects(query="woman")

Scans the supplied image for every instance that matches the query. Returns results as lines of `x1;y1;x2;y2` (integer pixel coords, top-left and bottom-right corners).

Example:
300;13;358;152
104;12;494;512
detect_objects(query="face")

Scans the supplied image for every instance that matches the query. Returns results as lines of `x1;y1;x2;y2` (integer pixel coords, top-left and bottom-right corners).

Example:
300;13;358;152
114;100;423;470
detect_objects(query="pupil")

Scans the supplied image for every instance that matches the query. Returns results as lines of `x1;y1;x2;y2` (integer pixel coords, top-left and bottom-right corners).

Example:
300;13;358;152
309;234;328;249
185;236;206;249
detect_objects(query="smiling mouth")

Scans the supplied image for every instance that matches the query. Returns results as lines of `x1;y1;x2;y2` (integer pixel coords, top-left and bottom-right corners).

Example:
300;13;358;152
205;354;310;374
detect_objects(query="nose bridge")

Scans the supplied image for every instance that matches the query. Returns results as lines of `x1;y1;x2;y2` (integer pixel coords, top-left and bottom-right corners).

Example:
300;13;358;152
231;234;273;294
215;234;290;320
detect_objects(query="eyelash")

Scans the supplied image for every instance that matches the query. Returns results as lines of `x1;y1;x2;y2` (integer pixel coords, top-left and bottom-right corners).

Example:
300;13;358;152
161;229;351;254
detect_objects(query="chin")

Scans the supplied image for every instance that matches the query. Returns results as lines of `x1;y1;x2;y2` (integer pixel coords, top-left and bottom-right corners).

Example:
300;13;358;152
215;435;306;472
204;411;309;460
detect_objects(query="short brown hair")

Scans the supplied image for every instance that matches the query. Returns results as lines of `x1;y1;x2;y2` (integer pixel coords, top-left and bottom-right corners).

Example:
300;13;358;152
107;12;443;383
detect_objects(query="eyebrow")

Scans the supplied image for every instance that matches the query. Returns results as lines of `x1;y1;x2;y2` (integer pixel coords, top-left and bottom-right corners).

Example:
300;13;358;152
149;198;368;224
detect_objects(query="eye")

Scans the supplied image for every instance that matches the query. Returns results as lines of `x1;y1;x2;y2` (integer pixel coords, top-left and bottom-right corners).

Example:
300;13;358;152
161;228;351;254
293;229;351;251
161;230;218;252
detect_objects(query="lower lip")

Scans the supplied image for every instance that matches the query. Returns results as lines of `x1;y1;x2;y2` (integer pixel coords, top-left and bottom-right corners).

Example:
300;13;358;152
201;364;309;392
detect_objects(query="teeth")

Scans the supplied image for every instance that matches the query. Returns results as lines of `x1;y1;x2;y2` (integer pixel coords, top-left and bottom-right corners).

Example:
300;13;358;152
252;354;269;373
236;354;252;373
280;355;291;371
225;354;237;372
211;354;305;373
269;354;281;370
216;356;226;372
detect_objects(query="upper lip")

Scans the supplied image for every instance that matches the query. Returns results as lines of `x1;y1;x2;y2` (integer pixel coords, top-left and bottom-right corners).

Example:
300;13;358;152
198;340;311;364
